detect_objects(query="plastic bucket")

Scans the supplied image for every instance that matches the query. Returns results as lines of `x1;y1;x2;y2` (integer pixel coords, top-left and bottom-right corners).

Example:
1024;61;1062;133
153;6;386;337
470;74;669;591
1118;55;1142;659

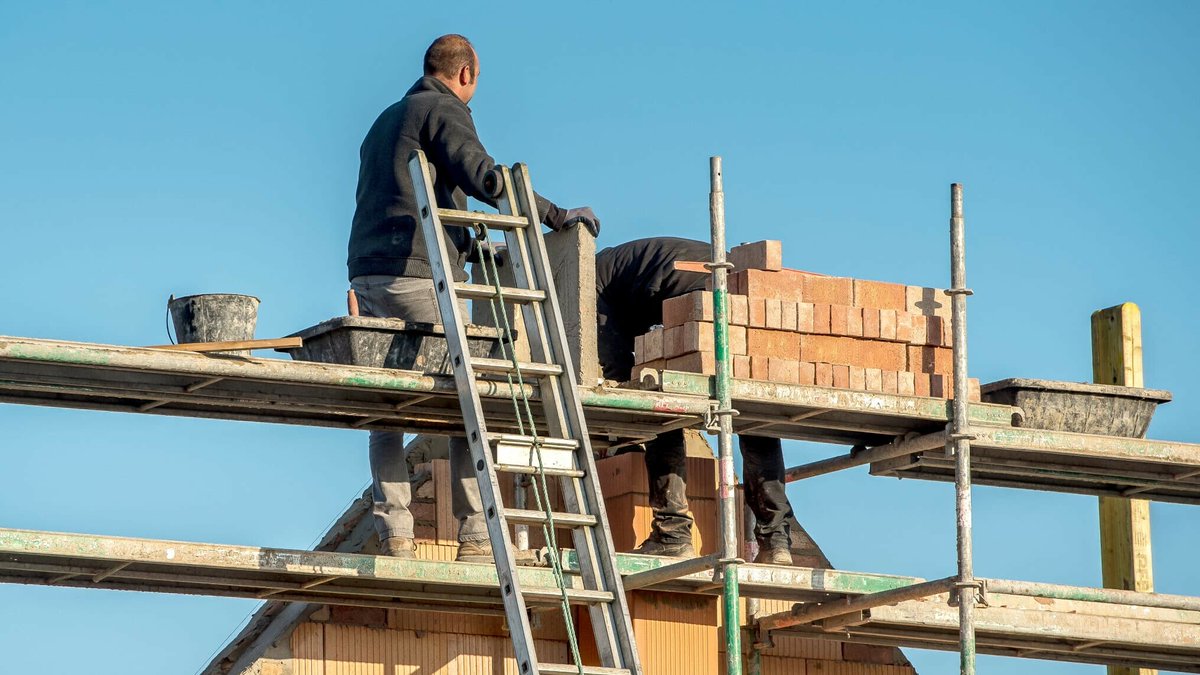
168;294;260;354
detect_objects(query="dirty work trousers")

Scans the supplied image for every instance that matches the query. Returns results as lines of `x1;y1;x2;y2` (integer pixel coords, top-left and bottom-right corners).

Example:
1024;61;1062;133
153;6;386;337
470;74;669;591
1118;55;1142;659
350;275;488;544
645;429;794;549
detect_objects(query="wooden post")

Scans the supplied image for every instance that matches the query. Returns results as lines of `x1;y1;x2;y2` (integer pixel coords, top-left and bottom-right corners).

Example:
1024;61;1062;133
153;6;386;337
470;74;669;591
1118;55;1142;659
1092;302;1155;675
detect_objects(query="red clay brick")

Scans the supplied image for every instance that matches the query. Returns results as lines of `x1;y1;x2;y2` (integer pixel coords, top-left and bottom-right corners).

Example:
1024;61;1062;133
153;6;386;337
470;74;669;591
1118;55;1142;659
849;366;866;390
832;364;851;389
908;345;954;373
642;328;664;362
930;374;953;398
830;305;849;335
633;333;645;363
943;317;954;346
799;334;907;371
925;316;946;346
798;362;816;385
732;269;807;301
750;355;769;380
662;290;714;327
768;357;800;383
729;325;747;355
813;304;832;334
898;371;916;396
730;295;749;326
882;370;899;394
862;308;881;339
854;279;908;310
663;321;714;359
910;315;928;345
748;297;767;328
764;298;783;329
801;273;853;305
733;355;751;379
815;362;834;387
781;301;798;331
865;368;883;392
969;378;981;401
914;373;931;397
666;351;716;375
797;302;815;333
879;309;898;341
730;240;783;271
748;329;797;359
896;311;913;343
906;284;952;321
845;306;864;337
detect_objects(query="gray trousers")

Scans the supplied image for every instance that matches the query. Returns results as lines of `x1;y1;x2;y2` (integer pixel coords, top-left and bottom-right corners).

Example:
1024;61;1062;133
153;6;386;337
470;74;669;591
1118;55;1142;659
350;275;488;543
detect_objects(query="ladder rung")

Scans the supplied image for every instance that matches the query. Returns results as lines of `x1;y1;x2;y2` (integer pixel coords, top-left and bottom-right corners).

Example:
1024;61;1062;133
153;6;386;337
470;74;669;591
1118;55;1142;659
472;357;562;377
540;666;630;675
523;587;614;604
454;283;546;303
436;208;530;230
496;464;585;478
505;509;597;528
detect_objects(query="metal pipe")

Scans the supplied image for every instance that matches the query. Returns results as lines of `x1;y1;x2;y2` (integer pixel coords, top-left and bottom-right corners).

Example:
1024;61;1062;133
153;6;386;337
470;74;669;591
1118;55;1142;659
984;578;1200;613
755;576;958;632
784;431;947;482
948;182;977;674
621;553;723;591
710;155;743;675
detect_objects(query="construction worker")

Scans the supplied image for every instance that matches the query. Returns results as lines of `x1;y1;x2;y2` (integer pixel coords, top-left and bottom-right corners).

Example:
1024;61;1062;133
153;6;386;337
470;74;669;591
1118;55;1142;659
596;237;796;564
348;34;600;562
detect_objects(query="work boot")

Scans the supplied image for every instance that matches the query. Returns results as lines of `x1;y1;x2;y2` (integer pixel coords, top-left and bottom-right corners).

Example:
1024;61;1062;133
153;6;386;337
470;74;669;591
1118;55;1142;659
456;539;494;564
631;537;697;558
754;545;793;566
381;536;417;559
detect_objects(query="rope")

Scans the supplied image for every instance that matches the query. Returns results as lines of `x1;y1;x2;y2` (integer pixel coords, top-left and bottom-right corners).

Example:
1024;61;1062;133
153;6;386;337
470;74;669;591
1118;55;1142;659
474;226;585;673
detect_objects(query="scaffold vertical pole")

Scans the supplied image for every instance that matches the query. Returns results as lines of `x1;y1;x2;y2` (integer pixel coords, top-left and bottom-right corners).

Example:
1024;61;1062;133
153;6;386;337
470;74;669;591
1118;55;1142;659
948;182;977;674
709;155;742;675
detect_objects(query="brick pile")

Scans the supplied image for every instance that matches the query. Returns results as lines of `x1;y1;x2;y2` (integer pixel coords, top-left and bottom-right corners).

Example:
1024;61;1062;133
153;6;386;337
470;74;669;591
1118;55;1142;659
632;240;980;400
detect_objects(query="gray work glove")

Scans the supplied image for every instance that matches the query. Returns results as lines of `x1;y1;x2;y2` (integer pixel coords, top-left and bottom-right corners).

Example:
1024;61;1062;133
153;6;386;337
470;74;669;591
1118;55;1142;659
545;204;601;237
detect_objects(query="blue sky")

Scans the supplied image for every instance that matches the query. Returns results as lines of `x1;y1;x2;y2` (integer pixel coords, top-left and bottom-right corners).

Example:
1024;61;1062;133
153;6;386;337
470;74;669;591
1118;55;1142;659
1;2;1198;673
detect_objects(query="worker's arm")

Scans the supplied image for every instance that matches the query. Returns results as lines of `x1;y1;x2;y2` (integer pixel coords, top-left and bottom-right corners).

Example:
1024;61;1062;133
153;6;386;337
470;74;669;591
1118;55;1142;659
426;102;600;236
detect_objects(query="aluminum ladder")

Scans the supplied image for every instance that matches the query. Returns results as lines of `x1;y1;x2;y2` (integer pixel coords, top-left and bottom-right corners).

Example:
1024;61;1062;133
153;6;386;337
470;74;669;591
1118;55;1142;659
409;149;641;675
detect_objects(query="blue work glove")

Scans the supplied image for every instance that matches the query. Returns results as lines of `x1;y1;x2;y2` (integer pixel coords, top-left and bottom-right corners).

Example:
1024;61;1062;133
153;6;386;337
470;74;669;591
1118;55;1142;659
545;205;601;237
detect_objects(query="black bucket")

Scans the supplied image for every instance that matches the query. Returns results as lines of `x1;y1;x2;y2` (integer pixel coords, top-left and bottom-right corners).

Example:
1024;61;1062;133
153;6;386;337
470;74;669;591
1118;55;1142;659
168;294;260;355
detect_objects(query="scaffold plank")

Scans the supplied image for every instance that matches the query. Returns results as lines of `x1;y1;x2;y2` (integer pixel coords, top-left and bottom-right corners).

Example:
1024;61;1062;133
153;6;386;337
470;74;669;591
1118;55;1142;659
871;424;1200;504
2;528;1196;672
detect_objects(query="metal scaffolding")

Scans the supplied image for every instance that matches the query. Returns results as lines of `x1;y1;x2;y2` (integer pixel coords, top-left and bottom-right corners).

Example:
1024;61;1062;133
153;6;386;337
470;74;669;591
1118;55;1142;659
0;175;1198;673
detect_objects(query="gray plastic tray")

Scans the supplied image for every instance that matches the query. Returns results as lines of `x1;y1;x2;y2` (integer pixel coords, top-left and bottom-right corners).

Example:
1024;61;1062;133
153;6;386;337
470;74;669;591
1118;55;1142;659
281;316;504;374
980;378;1172;438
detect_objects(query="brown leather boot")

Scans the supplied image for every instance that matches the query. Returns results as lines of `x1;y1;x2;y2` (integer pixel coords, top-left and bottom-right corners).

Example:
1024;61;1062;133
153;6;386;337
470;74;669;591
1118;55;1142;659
456;539;494;563
381;536;417;558
631;537;697;558
754;546;793;566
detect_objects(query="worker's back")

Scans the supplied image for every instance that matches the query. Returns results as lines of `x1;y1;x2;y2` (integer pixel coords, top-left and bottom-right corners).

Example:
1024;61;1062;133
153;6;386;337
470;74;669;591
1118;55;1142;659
595;237;712;336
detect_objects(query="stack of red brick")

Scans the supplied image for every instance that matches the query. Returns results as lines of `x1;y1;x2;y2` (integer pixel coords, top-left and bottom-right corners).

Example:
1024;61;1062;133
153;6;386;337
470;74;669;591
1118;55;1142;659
632;240;980;400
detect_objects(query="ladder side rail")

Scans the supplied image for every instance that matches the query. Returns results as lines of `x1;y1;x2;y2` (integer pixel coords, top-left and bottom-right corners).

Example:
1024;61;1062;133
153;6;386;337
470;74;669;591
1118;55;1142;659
493;166;625;666
407;150;542;675
509;163;641;671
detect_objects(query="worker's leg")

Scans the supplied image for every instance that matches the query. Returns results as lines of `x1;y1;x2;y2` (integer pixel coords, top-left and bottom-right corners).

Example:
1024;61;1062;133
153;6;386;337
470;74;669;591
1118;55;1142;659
740;435;794;562
351;275;479;552
637;428;695;555
449;435;489;543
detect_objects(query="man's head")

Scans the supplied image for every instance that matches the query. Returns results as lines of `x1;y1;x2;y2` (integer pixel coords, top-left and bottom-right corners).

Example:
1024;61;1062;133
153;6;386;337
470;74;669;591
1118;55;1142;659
424;34;479;104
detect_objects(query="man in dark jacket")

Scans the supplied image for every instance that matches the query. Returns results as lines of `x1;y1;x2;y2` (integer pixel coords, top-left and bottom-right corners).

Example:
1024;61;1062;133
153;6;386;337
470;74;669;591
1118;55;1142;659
350;34;599;562
597;237;797;564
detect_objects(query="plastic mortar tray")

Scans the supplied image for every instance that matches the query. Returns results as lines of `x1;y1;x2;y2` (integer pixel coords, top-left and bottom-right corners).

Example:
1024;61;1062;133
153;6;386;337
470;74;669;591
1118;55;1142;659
980;378;1172;439
282;316;505;374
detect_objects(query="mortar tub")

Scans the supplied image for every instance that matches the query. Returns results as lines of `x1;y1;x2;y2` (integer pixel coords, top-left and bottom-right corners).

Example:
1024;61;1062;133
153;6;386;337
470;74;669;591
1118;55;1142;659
282;316;506;374
168;293;260;355
980;378;1172;438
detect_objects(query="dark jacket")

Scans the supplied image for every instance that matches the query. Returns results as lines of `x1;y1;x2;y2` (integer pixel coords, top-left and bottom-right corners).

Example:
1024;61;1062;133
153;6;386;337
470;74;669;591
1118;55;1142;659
348;76;554;281
595;237;712;380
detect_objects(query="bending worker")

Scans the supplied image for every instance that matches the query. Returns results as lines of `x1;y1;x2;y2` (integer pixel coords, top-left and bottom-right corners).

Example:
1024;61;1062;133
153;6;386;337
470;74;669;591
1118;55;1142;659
596;237;797;565
348;34;599;562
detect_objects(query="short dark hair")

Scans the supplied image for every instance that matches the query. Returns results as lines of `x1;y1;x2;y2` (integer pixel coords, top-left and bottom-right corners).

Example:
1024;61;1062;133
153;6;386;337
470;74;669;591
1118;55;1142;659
424;34;476;81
